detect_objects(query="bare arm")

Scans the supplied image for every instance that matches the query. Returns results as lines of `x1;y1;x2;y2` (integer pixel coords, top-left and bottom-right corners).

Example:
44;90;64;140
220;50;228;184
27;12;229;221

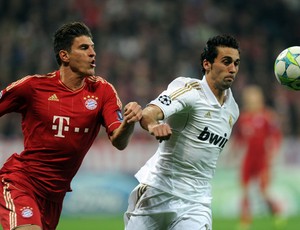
140;104;172;142
109;102;142;150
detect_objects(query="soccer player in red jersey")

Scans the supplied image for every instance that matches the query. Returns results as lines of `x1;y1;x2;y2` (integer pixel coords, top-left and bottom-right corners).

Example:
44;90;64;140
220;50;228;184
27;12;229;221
232;85;282;229
0;22;142;230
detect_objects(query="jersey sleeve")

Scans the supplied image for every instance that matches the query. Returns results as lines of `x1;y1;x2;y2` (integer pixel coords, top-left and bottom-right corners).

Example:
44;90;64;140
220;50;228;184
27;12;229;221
149;77;200;119
266;109;282;144
101;82;123;135
0;76;32;116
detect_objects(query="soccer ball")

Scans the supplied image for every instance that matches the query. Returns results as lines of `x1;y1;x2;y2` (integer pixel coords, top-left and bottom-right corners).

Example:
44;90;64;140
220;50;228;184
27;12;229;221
274;46;300;90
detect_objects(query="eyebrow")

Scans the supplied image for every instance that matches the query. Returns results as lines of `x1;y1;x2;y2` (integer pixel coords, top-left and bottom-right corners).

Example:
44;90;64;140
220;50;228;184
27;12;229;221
221;56;240;62
77;43;94;48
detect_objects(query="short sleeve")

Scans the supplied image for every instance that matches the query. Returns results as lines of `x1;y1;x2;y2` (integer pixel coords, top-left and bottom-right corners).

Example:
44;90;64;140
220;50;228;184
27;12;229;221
101;82;123;134
149;77;201;119
0;76;32;116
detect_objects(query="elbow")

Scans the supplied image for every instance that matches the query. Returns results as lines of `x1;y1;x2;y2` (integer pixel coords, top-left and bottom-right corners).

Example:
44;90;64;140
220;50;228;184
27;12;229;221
109;124;134;150
113;142;128;151
111;135;129;150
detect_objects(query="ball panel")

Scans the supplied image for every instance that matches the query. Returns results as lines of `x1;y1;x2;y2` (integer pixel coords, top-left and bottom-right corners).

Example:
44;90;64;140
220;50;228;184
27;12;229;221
288;46;300;54
274;60;286;76
286;64;300;79
295;55;300;65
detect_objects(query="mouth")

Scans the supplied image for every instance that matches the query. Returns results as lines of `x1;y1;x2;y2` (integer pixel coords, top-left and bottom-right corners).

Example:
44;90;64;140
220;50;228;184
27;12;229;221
90;60;96;68
225;76;234;82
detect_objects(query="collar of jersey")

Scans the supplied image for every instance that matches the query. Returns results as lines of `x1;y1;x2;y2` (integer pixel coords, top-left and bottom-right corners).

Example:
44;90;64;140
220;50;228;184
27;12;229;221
201;76;230;107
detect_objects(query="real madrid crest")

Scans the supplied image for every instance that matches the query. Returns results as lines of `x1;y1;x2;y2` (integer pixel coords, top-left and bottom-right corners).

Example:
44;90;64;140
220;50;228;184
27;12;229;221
229;115;233;128
84;95;98;110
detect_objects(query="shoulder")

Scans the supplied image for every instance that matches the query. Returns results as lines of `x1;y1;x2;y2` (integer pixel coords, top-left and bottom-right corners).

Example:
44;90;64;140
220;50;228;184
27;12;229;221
85;76;119;99
5;72;55;92
86;75;108;84
263;107;279;120
166;77;201;95
85;76;115;88
163;77;202;107
169;76;201;87
227;89;240;119
27;71;57;81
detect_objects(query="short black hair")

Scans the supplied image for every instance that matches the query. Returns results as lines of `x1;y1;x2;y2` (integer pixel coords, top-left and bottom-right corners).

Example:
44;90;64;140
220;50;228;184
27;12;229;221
200;34;240;75
53;22;93;66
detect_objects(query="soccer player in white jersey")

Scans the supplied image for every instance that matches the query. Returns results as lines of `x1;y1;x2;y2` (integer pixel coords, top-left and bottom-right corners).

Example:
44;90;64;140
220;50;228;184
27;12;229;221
124;34;241;230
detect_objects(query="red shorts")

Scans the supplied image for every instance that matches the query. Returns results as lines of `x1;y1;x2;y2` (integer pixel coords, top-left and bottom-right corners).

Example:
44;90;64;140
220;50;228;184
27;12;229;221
0;178;62;230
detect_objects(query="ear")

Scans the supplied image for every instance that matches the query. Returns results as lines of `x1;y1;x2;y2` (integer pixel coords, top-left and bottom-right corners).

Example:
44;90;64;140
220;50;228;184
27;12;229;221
59;50;69;63
203;59;211;72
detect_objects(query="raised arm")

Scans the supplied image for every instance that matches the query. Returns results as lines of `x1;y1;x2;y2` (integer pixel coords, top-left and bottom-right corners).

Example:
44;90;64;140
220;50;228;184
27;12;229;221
109;102;142;150
140;104;172;142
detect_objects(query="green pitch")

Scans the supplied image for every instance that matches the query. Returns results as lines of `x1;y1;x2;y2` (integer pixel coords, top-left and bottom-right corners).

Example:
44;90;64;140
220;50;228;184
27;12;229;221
56;215;300;230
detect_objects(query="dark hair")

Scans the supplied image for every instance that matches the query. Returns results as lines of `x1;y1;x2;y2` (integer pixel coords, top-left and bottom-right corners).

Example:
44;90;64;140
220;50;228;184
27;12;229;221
53;22;93;66
200;34;240;75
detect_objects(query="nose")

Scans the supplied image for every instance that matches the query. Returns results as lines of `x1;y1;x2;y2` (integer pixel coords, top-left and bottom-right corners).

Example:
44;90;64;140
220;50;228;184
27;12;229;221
229;63;238;73
89;47;96;57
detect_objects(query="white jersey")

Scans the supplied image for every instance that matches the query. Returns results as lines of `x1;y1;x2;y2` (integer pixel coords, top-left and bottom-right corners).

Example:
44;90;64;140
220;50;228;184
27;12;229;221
135;76;239;203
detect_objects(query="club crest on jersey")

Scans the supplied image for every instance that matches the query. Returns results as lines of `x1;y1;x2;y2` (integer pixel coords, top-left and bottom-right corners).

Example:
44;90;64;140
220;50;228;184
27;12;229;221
229;115;233;128
84;95;98;110
20;206;33;218
158;95;171;106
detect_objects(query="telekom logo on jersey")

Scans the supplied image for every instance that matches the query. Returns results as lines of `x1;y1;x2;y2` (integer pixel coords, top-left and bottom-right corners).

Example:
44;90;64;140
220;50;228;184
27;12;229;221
52;115;89;138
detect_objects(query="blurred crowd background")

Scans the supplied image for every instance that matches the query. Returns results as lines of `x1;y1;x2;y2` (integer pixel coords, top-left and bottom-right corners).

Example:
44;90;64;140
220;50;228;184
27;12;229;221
0;0;300;138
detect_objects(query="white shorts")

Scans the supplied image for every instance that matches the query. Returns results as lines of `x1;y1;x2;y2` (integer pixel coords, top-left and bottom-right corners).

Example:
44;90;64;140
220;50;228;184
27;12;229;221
124;184;212;230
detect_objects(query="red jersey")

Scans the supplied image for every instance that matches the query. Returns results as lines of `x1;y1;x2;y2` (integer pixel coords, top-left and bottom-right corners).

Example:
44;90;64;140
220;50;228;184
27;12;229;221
234;109;282;172
0;71;123;201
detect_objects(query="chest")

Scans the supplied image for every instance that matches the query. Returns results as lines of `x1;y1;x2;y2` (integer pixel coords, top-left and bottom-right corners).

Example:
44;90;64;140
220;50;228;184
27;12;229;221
239;114;269;137
28;86;102;128
189;100;235;136
167;102;236;149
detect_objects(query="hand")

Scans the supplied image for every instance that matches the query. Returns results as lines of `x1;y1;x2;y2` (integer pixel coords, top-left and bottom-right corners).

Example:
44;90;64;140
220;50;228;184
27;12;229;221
148;123;172;142
123;102;142;123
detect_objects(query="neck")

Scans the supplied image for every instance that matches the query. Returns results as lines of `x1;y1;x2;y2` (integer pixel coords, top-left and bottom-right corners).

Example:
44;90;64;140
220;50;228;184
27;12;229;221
206;78;226;105
59;67;85;90
214;90;225;105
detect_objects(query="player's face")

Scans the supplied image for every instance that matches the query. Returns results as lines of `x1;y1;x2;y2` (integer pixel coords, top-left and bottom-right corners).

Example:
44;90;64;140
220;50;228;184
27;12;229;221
205;47;240;90
67;36;96;77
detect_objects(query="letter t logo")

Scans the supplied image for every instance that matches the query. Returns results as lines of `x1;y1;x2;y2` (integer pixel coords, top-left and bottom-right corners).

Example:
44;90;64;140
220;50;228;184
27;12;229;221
52;116;70;137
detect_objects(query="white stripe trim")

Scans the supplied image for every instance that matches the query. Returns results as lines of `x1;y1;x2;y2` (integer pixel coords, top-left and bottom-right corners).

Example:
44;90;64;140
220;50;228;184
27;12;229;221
2;181;17;229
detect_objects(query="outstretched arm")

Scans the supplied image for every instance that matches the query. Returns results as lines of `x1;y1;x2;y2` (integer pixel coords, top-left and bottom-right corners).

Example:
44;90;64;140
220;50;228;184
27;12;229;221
109;102;142;150
140;104;172;142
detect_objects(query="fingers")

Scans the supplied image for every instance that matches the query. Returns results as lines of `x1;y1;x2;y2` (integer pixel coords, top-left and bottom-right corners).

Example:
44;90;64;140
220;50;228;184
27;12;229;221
123;102;142;123
148;123;172;142
123;102;172;142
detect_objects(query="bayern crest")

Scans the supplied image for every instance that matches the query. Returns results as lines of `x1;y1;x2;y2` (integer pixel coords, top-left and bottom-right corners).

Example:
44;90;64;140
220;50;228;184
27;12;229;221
84;95;98;110
20;207;33;218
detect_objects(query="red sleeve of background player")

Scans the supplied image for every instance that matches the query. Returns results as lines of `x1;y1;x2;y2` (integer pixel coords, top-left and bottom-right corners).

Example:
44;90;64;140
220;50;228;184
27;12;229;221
0;76;33;117
100;80;123;135
232;114;245;144
267;109;282;145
